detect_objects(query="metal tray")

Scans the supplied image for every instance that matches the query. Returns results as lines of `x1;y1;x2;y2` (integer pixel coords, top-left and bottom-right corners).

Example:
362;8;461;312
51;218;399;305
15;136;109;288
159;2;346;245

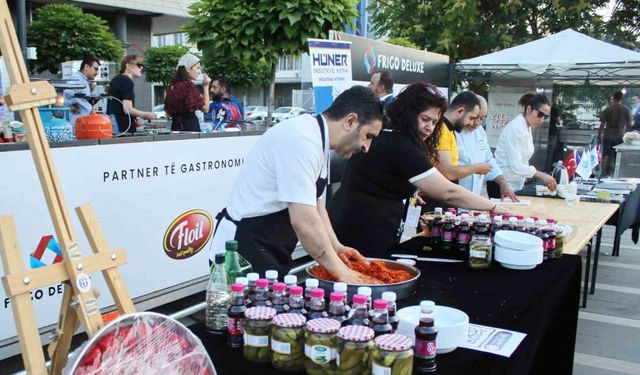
305;258;421;301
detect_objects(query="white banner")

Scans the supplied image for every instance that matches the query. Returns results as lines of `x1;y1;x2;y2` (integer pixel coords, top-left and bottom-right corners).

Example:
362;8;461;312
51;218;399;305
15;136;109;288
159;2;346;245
0;135;259;342
486;86;532;147
308;38;353;114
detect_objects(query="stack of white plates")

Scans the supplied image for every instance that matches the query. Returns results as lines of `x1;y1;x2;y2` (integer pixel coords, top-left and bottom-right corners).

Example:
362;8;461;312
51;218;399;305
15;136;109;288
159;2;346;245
494;230;543;270
396;305;469;354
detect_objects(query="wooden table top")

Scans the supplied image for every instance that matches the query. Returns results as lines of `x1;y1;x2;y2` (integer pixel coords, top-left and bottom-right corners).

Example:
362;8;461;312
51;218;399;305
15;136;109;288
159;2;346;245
506;196;619;255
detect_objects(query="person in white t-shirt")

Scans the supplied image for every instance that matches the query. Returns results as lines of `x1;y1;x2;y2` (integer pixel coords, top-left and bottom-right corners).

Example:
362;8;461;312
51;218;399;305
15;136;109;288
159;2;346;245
211;86;385;284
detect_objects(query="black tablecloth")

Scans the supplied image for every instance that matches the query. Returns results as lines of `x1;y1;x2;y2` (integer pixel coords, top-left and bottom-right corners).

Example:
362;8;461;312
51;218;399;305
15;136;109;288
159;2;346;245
193;237;581;375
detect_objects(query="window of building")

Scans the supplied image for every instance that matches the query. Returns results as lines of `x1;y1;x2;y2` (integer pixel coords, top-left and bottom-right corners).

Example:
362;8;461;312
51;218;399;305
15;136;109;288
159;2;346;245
277;55;301;71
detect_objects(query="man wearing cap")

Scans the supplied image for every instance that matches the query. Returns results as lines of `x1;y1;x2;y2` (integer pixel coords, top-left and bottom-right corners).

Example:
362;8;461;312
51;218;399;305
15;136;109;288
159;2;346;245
165;53;211;132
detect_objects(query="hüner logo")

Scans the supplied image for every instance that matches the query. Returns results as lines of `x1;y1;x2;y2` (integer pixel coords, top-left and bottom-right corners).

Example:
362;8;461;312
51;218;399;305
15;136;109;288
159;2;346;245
312;53;348;67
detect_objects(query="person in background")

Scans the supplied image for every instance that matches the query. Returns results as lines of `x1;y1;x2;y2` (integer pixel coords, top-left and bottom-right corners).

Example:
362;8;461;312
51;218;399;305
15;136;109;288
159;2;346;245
0;94;5;119
629;94;640;130
207;76;243;129
164;54;211;132
106;55;155;134
63;58;100;125
434;91;491;182
495;93;557;192
599;91;631;176
368;71;394;109
546;94;563;169
457;95;518;201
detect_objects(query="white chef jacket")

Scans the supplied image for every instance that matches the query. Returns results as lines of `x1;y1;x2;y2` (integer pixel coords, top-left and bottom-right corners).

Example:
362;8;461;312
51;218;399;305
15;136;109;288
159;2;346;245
495;114;536;191
456;126;502;195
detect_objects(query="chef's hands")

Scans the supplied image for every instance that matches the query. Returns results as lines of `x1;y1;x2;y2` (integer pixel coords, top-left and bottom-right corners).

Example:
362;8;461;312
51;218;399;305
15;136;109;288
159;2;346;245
499;181;519;202
336;246;369;266
336;269;382;285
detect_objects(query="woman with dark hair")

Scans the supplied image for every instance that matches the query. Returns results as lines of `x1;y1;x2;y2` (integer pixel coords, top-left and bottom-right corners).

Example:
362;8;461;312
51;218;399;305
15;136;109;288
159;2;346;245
164;53;211;132
106;55;156;134
495;93;557;192
328;82;506;259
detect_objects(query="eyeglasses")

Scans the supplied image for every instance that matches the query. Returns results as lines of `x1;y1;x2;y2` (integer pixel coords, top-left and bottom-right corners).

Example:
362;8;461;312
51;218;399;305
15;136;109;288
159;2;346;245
535;108;549;119
136;63;144;69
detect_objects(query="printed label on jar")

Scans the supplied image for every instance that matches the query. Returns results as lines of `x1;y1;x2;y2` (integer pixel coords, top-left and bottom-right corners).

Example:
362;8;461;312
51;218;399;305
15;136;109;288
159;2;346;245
443;231;454;242
372;361;392;375
304;344;335;364
458;233;471;243
227;317;244;335
415;339;437;359
470;249;486;258
245;333;269;347
271;339;291;354
336;352;340;365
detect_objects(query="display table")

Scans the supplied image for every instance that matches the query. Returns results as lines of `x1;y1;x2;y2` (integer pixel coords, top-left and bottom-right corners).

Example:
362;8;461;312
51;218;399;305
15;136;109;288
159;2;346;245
192;248;581;375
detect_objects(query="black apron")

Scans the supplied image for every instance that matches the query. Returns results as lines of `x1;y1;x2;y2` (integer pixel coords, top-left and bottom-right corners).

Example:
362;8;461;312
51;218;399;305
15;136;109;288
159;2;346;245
213;115;328;274
171;112;201;132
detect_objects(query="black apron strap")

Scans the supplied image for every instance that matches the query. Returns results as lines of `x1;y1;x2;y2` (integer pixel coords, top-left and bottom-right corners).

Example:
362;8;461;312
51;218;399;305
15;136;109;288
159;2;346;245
315;114;328;198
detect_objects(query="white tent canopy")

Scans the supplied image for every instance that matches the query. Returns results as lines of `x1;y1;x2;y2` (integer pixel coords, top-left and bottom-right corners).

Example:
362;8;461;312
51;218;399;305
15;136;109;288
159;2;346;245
456;29;640;85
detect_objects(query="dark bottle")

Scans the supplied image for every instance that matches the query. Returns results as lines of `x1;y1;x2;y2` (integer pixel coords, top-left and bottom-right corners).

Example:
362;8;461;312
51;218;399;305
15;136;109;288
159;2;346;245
507;216;518;231
306;288;328;320
357;286;374;320
287;286;306;315
254;278;272;307
265;270;278;297
224;240;244;286
457;217;472;253
474;215;490;237
545;218;558;260
414;317;438;373
271;282;289;314
304;278;319;310
537;219;550;261
371;299;393;337
382;292;399;333
284;274;297;298
346;294;371;327
431;207;444;245
328;292;348;325
246;272;259;306
333;282;350;314
234;276;252;308
441;212;456;248
226;283;246;349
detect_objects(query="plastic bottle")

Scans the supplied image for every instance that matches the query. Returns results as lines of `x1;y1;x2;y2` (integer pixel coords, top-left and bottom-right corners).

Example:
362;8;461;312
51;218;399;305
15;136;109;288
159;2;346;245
226;283;246;348
246;272;259;304
545;218;558;260
265;270;278;295
414;317;438;373
346;294;371;327
371;299;393;337
523;218;536;234
516;215;526;232
328;292;348;325
284;274;297;298
234;276;251;307
431;207;444;245
254;278;272;307
357;286;373;320
224;241;244;285
537;219;550;261
333;282;350;313
382;291;399;333
271;282;289;314
442;212;456;247
288;286;306;315
507;216;518;232
419;300;436;322
304;278;319;310
306;288;328;320
206;253;229;334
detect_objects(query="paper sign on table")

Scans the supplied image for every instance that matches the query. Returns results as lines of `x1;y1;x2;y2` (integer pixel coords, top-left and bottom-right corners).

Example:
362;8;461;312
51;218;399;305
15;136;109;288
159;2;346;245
490;198;531;206
459;323;526;357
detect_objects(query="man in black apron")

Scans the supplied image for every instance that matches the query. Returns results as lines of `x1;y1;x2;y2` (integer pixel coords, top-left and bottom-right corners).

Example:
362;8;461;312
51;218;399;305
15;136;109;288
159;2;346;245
210;86;385;284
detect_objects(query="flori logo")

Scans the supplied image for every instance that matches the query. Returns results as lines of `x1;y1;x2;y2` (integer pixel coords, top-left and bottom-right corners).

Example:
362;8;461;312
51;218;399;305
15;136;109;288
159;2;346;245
163;210;213;259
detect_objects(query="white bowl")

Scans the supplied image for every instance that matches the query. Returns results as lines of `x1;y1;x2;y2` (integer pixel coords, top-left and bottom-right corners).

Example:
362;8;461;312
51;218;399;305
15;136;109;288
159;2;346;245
495;245;543;265
396;305;469;354
494;230;543;251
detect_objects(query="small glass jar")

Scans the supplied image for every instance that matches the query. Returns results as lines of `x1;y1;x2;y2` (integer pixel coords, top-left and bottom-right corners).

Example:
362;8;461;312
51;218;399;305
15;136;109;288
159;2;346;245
304;318;340;374
553;222;564;259
243;306;277;363
336;325;375;375
469;234;492;269
271;313;307;372
371;334;414;375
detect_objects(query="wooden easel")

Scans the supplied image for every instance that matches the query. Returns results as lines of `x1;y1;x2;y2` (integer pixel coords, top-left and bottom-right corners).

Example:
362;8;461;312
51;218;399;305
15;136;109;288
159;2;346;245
0;0;135;373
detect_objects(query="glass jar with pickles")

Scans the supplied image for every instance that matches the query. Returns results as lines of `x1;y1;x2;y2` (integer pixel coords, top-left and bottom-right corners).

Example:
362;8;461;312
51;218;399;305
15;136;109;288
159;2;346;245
243;306;277;363
468;233;492;269
336;325;375;375
304;318;341;374
371;334;414;375
271;313;307;372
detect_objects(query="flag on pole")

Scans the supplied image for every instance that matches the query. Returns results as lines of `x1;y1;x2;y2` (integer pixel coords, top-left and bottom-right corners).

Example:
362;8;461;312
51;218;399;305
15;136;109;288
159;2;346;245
562;150;578;178
589;145;600;168
30;235;63;269
576;148;593;178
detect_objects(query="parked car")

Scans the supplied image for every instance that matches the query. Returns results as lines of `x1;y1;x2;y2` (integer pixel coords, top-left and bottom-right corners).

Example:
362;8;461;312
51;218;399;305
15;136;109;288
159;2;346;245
271;106;306;124
245;105;268;122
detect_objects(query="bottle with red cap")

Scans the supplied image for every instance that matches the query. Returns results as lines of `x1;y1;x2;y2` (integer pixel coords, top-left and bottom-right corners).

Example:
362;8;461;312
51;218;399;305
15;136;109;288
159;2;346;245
288;286;306;315
346;294;371;327
254;279;273;307
227;283;246;348
371;299;393;337
271;282;289;314
328;292;348;325
306;288;328;320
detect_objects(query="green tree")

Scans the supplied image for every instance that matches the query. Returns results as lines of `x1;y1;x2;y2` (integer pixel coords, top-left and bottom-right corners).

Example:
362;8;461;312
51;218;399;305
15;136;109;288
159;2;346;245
200;54;272;89
386;37;419;49
605;0;640;50
27;4;123;74
144;45;191;87
184;0;358;124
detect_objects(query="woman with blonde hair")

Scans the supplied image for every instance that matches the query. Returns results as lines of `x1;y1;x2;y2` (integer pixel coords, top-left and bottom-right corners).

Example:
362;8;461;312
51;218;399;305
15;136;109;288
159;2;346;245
106;55;155;134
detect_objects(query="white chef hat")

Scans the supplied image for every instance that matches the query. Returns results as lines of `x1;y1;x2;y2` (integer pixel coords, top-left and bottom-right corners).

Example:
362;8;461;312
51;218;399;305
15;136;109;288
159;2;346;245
177;53;200;70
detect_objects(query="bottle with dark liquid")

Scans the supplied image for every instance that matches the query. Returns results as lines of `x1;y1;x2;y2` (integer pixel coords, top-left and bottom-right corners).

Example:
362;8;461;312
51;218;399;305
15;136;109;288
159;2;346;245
306;288;328;320
382;292;399;333
333;282;350;313
271;282;289;314
226;283;246;349
253;278;272;307
328;292;348;325
458;215;472;253
414;317;438;373
346;294;370;327
441;212;456;249
287;286;306;315
545;218;558;259
265;270;278;296
537;219;550;261
431;207;444;245
304;278;319;310
246;272;259;306
234;276;252;308
371;299;393;337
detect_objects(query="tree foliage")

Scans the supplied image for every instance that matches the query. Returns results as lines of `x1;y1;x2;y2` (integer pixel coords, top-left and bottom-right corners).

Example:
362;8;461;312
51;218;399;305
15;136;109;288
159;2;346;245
27;4;123;74
201;54;272;89
605;0;640;50
144;45;191;87
370;0;631;63
386;37;419;49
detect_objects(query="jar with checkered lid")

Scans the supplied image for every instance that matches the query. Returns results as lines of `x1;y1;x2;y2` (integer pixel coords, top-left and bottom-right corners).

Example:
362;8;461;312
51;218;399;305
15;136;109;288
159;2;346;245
304;318;341;374
243;306;276;363
271;313;307;371
371;334;414;375
336;325;375;375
